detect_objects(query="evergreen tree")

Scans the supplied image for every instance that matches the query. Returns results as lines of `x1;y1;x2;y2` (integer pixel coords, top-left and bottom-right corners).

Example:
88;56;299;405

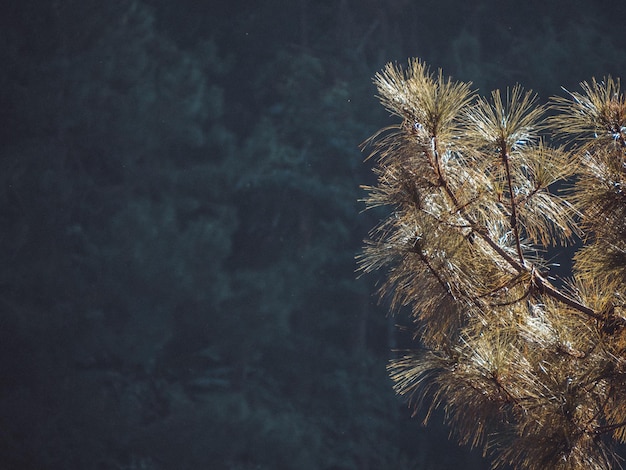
361;58;626;469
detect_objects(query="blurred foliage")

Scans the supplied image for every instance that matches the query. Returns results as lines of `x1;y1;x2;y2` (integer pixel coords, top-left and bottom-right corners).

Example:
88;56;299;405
0;0;625;469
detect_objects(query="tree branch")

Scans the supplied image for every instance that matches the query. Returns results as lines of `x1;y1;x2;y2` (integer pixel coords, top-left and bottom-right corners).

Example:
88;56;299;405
502;147;525;263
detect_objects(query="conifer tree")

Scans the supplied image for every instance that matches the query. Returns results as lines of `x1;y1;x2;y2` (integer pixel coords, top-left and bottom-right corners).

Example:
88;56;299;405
360;58;626;469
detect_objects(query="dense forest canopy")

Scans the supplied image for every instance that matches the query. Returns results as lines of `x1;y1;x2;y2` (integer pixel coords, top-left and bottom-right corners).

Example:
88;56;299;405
1;1;625;469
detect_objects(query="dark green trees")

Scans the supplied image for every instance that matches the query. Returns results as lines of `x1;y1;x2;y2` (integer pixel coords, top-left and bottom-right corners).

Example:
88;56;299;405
0;2;418;468
361;58;626;469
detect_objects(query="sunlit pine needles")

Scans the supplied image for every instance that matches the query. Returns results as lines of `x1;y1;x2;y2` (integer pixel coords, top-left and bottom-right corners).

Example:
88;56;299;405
373;58;475;142
549;78;626;288
361;57;626;470
550;76;626;147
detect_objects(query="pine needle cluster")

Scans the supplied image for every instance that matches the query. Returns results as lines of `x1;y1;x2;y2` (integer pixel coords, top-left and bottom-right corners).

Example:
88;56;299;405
360;58;626;469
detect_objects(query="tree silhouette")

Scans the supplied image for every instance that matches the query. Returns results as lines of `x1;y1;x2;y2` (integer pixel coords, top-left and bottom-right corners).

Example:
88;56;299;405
360;58;626;469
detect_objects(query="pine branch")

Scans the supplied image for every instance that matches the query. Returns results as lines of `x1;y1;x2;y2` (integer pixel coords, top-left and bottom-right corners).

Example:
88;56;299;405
502;146;525;263
361;58;626;470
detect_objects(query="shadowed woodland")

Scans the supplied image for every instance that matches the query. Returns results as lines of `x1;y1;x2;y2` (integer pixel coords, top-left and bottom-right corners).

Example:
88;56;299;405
1;1;626;469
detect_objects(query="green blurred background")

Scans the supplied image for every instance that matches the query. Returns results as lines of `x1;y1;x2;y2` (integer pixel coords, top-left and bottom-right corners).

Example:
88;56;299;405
1;1;625;468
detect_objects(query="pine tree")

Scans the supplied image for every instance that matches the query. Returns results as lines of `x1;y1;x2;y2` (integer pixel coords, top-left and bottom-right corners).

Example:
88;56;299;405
360;58;626;469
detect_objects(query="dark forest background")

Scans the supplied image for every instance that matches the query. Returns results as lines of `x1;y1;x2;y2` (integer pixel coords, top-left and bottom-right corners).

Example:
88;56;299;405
1;1;625;469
